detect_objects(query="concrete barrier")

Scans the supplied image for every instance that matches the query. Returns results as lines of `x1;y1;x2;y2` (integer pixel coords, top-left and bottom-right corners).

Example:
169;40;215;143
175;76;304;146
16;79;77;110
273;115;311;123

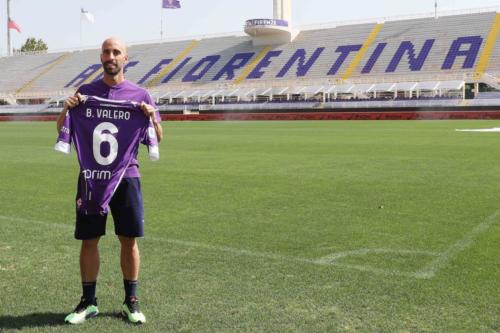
2;111;500;122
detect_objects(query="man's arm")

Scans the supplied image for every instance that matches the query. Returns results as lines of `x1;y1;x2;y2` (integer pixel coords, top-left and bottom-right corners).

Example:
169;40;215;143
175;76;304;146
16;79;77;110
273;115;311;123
140;102;163;142
151;119;163;143
56;94;81;133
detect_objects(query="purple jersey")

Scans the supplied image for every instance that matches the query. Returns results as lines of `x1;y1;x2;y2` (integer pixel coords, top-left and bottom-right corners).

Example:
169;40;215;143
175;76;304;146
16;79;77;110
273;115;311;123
77;80;161;178
55;95;159;215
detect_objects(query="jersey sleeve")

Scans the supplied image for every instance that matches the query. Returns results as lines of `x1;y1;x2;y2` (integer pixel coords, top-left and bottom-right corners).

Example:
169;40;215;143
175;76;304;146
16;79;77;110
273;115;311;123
54;110;72;154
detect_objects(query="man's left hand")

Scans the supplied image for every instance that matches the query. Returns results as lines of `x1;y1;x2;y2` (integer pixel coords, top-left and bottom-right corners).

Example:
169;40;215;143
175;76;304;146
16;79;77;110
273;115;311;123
140;102;157;118
140;101;163;142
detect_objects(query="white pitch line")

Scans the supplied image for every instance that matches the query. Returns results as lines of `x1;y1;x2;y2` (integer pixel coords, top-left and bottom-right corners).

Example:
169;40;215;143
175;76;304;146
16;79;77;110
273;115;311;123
0;215;73;229
315;248;439;263
415;207;500;279
0;215;430;278
455;128;500;132
313;248;439;279
146;234;309;263
147;235;430;278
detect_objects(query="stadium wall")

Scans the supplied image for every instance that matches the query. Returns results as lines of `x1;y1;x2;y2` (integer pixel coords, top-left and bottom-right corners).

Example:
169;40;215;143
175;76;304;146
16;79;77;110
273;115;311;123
2;109;500;122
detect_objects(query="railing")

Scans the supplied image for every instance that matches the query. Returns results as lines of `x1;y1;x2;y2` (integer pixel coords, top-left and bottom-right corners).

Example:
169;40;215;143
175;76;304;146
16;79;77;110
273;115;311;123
2;71;498;102
12;49;48;56
0;30;246;58
1;89;74;100
148;72;486;95
299;6;500;31
245;19;289;27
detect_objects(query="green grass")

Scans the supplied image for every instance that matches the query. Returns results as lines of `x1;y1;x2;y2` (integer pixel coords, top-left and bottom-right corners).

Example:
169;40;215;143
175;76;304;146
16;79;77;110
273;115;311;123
0;120;499;332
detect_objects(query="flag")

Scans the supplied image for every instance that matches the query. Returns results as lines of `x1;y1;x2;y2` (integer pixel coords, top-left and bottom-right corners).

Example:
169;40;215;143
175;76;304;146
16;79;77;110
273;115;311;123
81;8;95;24
8;18;21;33
162;0;181;9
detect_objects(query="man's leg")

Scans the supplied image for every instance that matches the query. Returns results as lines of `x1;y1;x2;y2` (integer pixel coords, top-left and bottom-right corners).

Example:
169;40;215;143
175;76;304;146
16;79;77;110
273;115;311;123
65;237;101;324
118;235;139;281
81;237;101;282
66;176;107;324
119;235;146;323
111;178;146;323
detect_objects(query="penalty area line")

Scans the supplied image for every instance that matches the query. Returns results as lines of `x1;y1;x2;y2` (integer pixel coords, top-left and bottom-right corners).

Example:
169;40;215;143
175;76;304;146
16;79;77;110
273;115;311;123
415;207;500;279
0;215;425;278
147;235;424;278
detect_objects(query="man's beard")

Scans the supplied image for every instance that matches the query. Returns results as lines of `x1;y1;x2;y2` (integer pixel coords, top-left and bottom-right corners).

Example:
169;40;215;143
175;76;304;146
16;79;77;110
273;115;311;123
102;61;122;75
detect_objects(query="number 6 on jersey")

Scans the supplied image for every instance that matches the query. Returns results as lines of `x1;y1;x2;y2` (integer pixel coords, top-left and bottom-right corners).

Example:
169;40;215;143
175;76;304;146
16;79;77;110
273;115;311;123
93;122;118;166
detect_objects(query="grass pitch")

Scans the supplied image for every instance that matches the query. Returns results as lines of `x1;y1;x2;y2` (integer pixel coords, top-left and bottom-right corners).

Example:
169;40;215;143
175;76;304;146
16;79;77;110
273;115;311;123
0;120;499;332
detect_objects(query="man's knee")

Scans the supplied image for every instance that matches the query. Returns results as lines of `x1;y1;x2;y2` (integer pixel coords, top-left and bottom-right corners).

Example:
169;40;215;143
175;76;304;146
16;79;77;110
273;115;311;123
82;237;100;247
118;236;137;250
81;237;100;251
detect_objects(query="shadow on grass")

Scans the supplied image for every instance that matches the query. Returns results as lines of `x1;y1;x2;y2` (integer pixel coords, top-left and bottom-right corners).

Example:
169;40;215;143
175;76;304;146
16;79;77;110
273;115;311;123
0;312;66;330
0;311;124;330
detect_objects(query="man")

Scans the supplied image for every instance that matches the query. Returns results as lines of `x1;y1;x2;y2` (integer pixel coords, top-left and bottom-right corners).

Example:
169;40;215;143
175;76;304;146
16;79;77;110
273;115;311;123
57;37;163;325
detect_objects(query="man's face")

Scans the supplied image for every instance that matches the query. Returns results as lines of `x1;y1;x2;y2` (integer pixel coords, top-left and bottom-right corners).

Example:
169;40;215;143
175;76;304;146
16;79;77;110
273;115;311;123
100;39;128;76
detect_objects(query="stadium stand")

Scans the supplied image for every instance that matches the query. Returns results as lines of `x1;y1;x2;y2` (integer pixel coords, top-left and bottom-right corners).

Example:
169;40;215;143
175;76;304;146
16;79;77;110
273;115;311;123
0;9;499;113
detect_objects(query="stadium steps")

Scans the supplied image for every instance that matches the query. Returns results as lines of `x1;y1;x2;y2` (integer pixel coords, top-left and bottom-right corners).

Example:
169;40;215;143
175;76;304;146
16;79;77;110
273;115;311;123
129;39;202;86
474;13;500;78
1;11;499;98
341;23;384;81
480;73;500;90
145;40;200;88
15;52;71;94
234;45;273;84
359;12;497;82
0;52;66;94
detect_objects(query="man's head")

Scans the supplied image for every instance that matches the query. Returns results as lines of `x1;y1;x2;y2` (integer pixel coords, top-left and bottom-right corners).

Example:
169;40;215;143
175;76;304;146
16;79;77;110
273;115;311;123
100;37;128;77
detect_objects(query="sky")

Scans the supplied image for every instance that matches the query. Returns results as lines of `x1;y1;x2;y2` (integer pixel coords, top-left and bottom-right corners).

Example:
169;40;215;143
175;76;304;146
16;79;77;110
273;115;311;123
1;0;499;56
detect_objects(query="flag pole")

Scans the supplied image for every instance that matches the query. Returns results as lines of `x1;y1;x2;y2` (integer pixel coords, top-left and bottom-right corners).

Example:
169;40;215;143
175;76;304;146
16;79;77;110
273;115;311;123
7;0;12;56
160;1;164;39
434;0;438;19
80;9;83;47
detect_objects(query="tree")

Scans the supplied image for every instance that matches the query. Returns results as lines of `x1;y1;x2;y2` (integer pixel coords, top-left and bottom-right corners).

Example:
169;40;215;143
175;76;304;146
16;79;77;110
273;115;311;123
19;37;48;53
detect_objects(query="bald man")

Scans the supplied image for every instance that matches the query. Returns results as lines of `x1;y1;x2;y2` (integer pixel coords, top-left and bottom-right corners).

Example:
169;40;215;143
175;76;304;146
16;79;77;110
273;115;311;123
59;37;163;325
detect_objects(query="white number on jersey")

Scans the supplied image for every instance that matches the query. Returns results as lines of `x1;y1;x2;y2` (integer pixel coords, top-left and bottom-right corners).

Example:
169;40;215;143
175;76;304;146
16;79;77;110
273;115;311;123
93;122;118;166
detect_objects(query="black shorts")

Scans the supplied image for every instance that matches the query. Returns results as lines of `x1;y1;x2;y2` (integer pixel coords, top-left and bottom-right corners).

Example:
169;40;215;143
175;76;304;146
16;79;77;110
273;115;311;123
75;177;145;240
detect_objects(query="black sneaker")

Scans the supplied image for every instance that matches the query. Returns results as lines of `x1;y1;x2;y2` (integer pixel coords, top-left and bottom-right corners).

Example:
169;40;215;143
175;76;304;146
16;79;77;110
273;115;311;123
121;296;146;324
64;297;99;324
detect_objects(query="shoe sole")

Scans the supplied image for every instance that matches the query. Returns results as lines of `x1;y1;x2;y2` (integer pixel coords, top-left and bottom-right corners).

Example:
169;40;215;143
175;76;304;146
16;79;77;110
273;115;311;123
86;311;99;320
64;310;99;324
121;311;144;324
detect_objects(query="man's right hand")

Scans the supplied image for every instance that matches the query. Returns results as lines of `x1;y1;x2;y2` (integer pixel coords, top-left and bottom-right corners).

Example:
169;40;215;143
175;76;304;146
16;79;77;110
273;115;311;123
64;93;82;110
57;93;82;133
